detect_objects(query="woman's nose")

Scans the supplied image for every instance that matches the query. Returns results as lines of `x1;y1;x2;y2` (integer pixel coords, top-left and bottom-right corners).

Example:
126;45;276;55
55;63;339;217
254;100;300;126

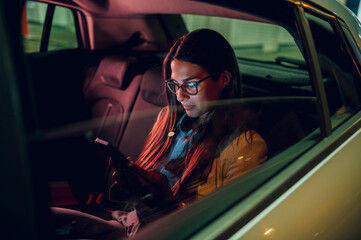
176;88;188;102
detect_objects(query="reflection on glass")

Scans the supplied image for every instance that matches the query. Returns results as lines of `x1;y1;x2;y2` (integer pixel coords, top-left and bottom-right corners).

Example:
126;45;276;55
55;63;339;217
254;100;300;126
264;228;274;236
182;14;304;62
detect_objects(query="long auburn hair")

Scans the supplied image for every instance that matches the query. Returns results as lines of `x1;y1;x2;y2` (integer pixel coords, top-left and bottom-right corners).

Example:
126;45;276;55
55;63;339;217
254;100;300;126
136;29;246;195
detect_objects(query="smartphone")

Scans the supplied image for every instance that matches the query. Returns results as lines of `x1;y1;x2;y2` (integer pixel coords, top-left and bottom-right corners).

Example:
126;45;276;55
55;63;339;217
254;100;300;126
94;138;131;168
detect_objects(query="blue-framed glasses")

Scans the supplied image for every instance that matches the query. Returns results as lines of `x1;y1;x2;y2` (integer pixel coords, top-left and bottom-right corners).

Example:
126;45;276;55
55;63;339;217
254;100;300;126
166;75;211;96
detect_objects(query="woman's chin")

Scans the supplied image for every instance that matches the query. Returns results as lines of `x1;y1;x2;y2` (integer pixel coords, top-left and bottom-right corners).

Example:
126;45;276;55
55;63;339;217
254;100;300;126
185;109;209;119
185;109;199;118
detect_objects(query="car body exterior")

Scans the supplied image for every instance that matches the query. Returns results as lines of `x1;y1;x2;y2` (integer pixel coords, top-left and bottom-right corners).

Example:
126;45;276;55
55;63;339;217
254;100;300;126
1;0;361;239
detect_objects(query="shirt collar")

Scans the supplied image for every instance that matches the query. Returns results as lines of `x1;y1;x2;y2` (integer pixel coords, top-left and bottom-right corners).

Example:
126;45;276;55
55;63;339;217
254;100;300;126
177;114;196;135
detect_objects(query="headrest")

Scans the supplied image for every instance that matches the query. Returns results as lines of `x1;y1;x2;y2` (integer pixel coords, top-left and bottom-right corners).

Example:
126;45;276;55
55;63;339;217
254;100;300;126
95;56;129;89
140;65;167;107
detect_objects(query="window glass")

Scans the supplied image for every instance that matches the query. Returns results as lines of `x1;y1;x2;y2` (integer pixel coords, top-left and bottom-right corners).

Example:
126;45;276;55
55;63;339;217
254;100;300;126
182;15;304;61
306;13;361;129
182;14;320;159
22;1;47;53
22;2;78;53
48;6;78;51
27;12;323;239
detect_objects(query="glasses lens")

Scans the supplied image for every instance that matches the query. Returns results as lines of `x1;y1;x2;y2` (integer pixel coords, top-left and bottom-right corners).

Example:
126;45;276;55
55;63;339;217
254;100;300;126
166;82;178;94
183;82;197;95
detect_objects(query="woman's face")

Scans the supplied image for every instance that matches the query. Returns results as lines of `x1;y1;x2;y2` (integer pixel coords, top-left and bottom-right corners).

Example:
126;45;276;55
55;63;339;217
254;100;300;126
170;59;226;118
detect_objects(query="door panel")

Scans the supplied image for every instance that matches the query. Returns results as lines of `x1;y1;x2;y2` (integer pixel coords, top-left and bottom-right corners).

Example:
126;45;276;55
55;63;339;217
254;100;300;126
230;127;361;240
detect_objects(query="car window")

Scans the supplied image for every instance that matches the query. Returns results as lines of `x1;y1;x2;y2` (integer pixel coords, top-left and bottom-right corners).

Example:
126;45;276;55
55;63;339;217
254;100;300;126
48;5;78;51
22;1;78;53
182;14;304;61
305;13;361;129
23;1;46;52
182;14;320;160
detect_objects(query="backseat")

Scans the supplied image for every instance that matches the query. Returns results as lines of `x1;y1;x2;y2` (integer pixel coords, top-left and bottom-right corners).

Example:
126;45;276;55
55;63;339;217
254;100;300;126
118;65;167;161
250;99;318;158
83;57;320;207
28;49;164;206
34;49;318;207
83;55;143;147
83;56;165;204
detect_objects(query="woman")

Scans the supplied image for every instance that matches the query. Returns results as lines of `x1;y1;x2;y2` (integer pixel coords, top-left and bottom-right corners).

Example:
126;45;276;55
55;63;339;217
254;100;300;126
111;28;267;218
134;28;266;197
54;28;267;239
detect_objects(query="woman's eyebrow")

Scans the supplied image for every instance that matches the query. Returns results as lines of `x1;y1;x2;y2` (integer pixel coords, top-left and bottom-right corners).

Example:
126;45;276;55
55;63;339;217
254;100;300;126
171;75;196;84
182;76;197;83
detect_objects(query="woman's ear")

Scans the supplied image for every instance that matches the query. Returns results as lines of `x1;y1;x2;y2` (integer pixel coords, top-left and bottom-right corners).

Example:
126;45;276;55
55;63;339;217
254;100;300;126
219;70;231;88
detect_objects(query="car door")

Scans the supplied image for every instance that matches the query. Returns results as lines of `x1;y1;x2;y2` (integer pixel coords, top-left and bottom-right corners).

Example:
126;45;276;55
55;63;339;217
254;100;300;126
133;2;361;240
226;6;361;240
193;4;361;240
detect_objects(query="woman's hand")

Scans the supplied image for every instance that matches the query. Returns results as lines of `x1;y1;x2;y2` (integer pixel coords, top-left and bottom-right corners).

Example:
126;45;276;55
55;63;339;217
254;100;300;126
110;157;176;208
110;158;140;195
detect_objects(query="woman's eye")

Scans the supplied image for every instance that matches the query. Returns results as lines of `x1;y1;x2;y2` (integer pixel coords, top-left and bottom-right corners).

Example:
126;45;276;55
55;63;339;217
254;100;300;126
186;82;197;87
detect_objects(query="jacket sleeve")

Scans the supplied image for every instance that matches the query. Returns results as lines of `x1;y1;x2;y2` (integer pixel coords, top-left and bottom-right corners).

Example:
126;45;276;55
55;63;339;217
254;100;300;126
220;130;267;183
197;130;268;197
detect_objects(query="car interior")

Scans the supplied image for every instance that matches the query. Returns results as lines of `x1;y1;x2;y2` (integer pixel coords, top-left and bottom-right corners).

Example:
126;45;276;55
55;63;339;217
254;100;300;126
7;0;359;239
22;1;324;212
26;0;361;227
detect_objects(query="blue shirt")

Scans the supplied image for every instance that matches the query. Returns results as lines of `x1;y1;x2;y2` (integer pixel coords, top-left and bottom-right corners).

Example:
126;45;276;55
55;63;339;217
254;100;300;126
156;114;197;187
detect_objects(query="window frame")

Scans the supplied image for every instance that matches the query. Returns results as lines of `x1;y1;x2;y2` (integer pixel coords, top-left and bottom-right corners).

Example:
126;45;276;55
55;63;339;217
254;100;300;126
294;5;332;138
304;6;361;130
336;20;361;76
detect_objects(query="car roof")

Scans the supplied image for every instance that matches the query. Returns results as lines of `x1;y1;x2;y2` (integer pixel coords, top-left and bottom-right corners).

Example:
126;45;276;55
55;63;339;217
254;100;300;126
37;0;361;45
48;0;270;23
41;0;358;24
45;0;350;16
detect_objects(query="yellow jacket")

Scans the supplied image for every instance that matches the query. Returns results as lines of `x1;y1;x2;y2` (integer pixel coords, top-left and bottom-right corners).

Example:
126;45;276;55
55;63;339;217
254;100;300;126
197;130;268;197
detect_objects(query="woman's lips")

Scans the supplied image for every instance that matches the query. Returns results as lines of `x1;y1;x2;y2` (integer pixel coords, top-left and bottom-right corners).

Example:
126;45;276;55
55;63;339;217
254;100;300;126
182;104;193;110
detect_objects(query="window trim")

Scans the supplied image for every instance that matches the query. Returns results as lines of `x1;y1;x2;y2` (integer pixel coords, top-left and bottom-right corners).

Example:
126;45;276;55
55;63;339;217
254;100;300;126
294;5;332;138
336;19;361;76
74;9;89;49
40;3;54;52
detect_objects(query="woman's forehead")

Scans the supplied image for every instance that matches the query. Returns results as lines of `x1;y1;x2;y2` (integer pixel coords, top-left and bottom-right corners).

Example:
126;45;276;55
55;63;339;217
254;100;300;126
170;59;207;82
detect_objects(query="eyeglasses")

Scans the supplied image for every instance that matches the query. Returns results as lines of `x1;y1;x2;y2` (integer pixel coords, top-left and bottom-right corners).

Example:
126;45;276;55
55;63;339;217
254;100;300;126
166;75;211;96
